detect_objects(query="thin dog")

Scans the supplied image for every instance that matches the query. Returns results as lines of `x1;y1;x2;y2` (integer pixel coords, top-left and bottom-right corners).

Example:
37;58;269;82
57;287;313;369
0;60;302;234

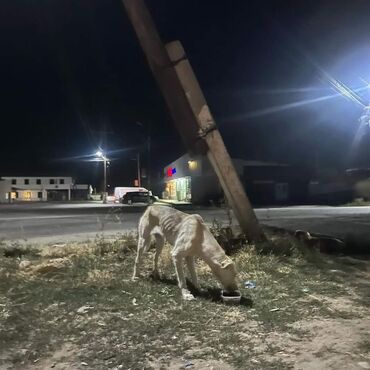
132;205;239;300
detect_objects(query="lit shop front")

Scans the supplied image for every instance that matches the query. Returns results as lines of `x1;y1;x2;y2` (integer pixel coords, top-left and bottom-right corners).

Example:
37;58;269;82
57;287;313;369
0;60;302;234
163;155;199;202
163;154;225;204
164;176;192;202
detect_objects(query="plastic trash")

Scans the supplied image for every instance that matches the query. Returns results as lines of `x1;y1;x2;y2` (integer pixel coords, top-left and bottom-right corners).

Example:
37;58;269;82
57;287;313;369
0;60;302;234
244;280;257;289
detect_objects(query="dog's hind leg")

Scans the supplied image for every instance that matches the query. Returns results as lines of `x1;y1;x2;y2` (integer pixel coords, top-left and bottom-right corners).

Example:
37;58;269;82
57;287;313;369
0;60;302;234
186;256;200;291
152;231;164;279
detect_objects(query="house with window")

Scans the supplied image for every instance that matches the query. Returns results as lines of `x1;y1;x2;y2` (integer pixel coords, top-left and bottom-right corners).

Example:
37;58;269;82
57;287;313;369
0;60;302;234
0;177;91;202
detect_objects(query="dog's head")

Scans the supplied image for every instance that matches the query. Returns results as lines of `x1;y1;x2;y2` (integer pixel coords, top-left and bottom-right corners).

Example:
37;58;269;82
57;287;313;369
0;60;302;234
215;257;238;292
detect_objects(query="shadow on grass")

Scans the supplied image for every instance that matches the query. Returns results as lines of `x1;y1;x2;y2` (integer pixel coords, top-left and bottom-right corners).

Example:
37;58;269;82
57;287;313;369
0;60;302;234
151;274;253;307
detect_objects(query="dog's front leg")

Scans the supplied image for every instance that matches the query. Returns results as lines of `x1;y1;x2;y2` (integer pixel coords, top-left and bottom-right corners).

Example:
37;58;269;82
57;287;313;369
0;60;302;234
172;252;195;301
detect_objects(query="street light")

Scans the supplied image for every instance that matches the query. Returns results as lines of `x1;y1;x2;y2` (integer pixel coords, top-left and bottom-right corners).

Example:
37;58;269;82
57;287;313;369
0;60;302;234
96;150;109;204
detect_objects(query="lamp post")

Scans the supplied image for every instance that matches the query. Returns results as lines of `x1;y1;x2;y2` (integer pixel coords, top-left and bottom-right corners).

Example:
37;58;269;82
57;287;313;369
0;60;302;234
96;150;109;203
136;121;151;189
131;153;141;187
136;152;141;187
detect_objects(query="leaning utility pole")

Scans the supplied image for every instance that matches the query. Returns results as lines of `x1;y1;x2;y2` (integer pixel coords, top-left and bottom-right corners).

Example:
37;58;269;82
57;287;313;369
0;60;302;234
122;0;266;242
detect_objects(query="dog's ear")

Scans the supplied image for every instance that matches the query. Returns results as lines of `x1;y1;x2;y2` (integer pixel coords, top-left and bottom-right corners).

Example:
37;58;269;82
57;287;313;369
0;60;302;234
220;257;234;269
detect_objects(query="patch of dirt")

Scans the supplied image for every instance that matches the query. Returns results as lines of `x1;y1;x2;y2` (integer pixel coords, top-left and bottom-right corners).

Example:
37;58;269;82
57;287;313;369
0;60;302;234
28;343;78;370
299;294;370;317
282;318;370;369
148;358;234;370
18;257;71;275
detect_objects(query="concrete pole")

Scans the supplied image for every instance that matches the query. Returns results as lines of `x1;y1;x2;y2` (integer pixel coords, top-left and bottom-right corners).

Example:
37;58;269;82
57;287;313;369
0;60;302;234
166;41;265;241
122;0;266;242
147;123;151;190
103;158;107;203
137;152;141;187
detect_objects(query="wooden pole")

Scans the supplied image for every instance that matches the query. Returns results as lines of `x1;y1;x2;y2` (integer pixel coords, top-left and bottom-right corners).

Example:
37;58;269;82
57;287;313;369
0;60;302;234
122;0;266;241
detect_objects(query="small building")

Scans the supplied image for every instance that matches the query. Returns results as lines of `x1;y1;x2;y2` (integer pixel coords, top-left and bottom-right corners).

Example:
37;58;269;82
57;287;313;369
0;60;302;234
242;161;310;205
162;154;310;205
308;168;354;204
0;176;91;202
0;179;12;203
162;153;219;204
71;184;93;201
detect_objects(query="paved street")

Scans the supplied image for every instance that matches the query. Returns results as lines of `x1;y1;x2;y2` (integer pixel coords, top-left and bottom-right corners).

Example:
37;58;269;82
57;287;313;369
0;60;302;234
1;202;370;246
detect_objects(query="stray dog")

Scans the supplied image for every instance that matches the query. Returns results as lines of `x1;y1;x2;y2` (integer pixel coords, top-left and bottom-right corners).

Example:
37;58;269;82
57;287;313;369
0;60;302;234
132;205;239;300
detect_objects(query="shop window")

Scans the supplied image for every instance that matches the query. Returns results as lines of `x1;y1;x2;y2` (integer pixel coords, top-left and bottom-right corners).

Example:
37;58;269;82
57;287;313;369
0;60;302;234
38;192;43;199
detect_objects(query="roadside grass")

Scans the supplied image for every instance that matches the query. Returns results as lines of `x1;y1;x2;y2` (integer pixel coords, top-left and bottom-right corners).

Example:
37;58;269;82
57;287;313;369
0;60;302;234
343;199;370;207
0;232;369;370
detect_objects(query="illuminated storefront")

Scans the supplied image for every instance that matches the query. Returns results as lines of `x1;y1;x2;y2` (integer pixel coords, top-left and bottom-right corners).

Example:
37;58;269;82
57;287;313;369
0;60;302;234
163;154;303;205
163;153;222;204
165;176;191;202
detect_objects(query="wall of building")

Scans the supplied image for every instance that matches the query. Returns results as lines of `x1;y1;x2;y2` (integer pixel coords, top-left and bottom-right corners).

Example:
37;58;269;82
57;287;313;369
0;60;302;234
163;153;203;180
243;165;310;205
2;177;73;188
1;177;73;201
162;154;311;205
0;179;11;203
71;185;92;200
191;174;222;204
14;189;47;201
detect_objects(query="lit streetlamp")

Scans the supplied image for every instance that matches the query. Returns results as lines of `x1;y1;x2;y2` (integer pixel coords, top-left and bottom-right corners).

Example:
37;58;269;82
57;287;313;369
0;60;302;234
96;150;109;203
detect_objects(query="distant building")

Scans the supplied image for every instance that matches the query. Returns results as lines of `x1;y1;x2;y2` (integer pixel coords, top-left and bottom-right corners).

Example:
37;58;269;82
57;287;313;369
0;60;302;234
0;179;11;203
0;176;91;202
162;154;310;205
308;168;354;204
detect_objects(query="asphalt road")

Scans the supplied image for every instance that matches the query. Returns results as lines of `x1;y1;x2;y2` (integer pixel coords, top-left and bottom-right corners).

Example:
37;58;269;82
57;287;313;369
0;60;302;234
1;202;370;246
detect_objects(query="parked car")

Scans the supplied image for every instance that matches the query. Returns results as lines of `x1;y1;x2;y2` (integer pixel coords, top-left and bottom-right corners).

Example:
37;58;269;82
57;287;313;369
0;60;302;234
121;191;157;205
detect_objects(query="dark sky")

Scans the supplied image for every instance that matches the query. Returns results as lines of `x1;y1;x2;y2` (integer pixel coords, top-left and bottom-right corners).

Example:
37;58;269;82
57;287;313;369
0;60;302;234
1;0;370;189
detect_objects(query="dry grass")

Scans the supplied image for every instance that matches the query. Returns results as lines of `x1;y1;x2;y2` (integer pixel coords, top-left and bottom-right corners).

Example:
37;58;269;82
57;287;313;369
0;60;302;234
0;232;369;370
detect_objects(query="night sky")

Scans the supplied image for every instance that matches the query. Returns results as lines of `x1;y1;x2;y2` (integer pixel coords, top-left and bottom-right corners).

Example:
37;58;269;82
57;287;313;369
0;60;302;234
1;0;370;190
